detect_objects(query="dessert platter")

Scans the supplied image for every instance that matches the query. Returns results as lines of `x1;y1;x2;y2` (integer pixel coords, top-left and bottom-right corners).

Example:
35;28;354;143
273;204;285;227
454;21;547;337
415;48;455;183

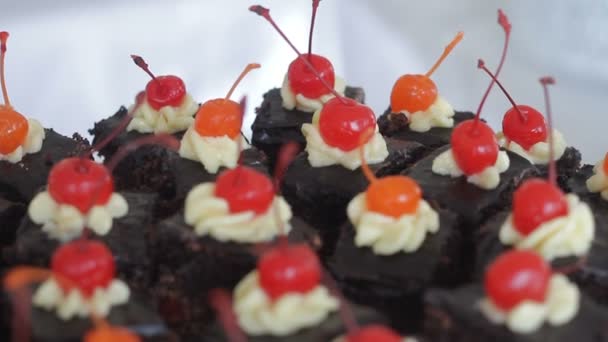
1;2;607;341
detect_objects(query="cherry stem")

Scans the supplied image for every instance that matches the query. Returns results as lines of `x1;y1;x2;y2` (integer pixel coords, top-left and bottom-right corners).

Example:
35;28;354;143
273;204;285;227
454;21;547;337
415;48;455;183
554;256;585;275
225;63;261;100
208;289;247;342
272;142;300;248
106;134;180;172
477;59;525;121
308;0;321;58
358;128;377;184
540;76;557;185
321;270;359;335
249;5;346;104
472;9;511;132
0;31;11;107
232;97;247;189
130;54;161;87
425;31;464;78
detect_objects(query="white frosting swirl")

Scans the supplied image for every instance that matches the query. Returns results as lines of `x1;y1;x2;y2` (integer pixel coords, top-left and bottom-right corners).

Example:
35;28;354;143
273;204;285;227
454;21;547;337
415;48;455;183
179;127;250;174
586;160;608;200
127;93;198;134
499;194;594;261
28;191;128;242
479;274;579;334
184;183;292;243
281;74;346;113
497;129;567;165
395;96;455;132
347;192;439;255
233;271;339;336
33;277;130;320
432;149;510;190
302;117;388;170
0;118;45;164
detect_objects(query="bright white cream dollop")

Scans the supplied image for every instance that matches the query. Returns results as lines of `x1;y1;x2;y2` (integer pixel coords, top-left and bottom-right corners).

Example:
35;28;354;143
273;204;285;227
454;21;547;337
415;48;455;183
179;127;249;174
499;194;594;261
586;160;608;201
281;74;346;113
233;271;339;336
497;129;567;165
127;94;198;134
347;192;439;255
302;110;388;170
33;277;130;320
479;274;579;334
0;118;45;164
28;191;128;242
395;96;454;132
432;149;510;190
185;183;292;243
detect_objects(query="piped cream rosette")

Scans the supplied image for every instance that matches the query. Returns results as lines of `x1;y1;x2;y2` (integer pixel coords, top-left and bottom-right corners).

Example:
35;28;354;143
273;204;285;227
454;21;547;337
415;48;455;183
432;149;510;190
233;270;339;336
346;192;439;255
281;74;346;113
28;191;128;242
394;96;455;132
497;129;567;165
184;183;292;243
179;125;250;174
0;118;45;163
301;110;388;170
127;93;198;134
479;274;580;334
33;277;130;320
499;194;594;261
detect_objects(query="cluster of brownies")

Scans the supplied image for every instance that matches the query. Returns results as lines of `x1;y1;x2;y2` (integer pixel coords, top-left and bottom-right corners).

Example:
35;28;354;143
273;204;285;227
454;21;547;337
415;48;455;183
1;3;608;342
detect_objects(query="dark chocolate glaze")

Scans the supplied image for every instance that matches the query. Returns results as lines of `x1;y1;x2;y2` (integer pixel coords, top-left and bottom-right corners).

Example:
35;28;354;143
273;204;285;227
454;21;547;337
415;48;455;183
0;130;89;203
201;303;386;342
251;86;365;168
377;109;475;149
12;192;158;291
0;197;25;247
327;209;463;332
534;147;581;191
281;138;426;255
151;212;320;337
405;145;539;230
424;285;608;342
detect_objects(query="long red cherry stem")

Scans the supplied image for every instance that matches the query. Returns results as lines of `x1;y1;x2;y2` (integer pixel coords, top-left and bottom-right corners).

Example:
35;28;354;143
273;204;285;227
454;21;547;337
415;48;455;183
225;63;261;100
477;59;526;122
321;270;359;335
232;97;247;187
130;54;161;87
208;289;247;342
105;133;180;172
540;76;557;185
272;142;301;249
249;5;347;104
472;9;511;132
359;128;377;184
0;31;11;106
308;0;321;58
425;31;464;78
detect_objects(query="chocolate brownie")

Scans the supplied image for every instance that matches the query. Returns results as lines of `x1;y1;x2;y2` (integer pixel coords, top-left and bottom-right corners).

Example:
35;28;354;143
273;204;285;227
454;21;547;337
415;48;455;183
251;86;365;169
0;197;25;247
533;147;582;191
423;284;608;342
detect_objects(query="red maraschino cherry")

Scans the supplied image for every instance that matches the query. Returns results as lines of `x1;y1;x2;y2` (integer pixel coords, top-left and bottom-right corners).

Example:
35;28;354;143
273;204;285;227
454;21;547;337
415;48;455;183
250;5;376;151
346;325;403;342
130;55;186;111
511;77;568;235
84;326;141;342
390;31;463;113
51;239;115;297
194;63;260;139
0;31;29;155
485;250;550;311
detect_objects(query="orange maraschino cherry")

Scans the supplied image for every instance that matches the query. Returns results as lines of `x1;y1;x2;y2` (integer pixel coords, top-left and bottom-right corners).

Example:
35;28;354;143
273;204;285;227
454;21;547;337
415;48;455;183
130;55;186;110
194;63;260;139
0;31;29;155
390;31;463;114
250;4;376;151
485;250;550;311
84;326;141;342
603;152;608;174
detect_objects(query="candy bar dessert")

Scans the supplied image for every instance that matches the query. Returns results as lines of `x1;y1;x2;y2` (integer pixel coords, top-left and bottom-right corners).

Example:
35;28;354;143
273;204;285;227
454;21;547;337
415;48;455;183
1;3;607;341
250;1;366;168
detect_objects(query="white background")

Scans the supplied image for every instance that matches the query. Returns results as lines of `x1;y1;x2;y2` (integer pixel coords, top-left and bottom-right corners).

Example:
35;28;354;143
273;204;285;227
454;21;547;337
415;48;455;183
3;0;607;162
